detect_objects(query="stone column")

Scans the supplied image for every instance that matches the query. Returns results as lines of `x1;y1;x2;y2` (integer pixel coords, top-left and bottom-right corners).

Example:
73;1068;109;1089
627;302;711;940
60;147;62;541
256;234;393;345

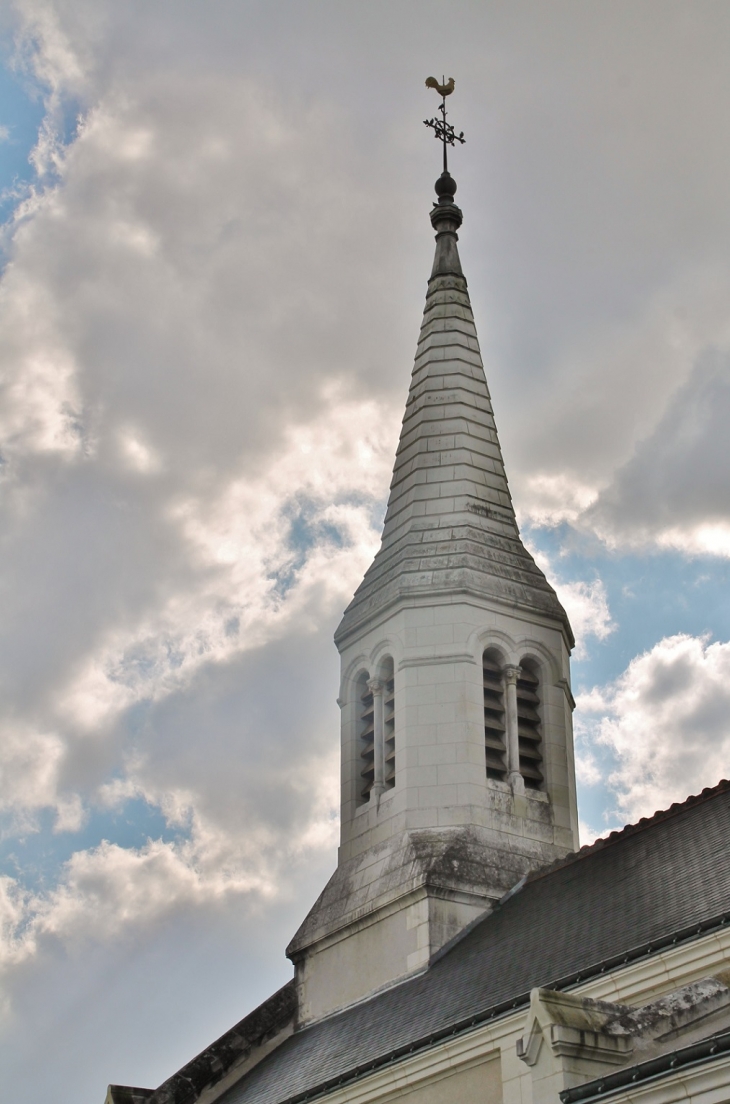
368;678;385;802
503;665;524;795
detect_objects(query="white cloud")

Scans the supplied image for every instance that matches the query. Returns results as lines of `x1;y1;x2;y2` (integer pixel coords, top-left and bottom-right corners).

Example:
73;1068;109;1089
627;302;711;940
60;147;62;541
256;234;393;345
574;746;603;789
57;389;394;737
578;821;602;847
557;578;615;659
577;634;730;823
526;544;615;659
117;427;161;473
0;831;266;984
0;764;339;991
0;723;86;833
517;473;599;528
12;0;90;99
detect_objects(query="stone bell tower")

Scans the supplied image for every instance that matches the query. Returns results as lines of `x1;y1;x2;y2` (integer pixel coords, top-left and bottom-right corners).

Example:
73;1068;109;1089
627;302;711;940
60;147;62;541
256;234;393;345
287;160;579;1026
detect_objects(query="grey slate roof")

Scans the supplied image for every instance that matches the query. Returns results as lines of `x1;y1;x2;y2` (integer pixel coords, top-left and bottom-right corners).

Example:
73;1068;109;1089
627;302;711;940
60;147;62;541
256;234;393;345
218;780;730;1104
335;191;571;645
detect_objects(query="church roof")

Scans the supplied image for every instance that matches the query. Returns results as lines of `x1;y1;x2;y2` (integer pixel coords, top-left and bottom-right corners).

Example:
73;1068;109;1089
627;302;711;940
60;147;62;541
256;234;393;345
561;1026;730;1104
336;173;572;646
215;779;730;1104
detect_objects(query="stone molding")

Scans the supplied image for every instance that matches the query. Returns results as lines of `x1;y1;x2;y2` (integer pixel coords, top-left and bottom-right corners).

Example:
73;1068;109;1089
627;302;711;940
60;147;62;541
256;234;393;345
397;651;476;669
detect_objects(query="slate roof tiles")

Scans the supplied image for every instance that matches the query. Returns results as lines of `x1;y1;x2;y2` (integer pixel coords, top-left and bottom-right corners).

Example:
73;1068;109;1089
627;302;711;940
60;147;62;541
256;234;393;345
215;779;730;1104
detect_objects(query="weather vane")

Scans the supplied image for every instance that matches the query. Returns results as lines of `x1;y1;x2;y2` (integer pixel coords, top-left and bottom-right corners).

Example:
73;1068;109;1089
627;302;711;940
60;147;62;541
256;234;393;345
424;76;465;174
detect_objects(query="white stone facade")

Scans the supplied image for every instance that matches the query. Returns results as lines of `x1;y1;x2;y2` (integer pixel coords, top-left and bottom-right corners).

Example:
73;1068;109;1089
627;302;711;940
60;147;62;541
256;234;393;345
338;596;577;861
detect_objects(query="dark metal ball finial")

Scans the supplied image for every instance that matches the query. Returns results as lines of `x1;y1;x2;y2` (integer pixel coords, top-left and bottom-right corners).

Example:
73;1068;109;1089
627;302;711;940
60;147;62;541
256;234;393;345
434;172;457;200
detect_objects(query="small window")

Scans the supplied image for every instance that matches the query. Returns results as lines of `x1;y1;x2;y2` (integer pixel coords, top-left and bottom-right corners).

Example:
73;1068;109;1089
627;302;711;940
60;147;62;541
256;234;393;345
358;673;374;803
517;661;543;790
483;650;507;782
383;658;395;791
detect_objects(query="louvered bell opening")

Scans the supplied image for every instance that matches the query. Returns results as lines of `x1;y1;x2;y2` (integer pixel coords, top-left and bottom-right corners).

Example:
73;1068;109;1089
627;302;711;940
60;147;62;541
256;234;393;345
517;664;543;789
483;651;507;782
383;659;395;790
358;679;374;804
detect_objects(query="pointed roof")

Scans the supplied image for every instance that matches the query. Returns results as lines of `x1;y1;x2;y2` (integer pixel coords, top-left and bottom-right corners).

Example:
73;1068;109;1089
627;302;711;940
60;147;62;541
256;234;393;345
336;173;572;646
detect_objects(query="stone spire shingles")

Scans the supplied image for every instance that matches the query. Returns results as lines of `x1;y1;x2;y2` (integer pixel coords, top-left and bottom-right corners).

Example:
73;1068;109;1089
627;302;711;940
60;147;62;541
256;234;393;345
336;173;572;645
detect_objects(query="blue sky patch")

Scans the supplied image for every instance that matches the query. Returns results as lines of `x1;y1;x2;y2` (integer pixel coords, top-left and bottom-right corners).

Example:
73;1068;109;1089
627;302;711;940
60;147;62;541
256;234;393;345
0;52;44;223
0;797;186;892
527;522;730;833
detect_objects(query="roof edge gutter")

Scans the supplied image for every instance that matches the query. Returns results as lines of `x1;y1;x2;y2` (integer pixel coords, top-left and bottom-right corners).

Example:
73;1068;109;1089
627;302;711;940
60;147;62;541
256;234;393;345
560;1029;730;1104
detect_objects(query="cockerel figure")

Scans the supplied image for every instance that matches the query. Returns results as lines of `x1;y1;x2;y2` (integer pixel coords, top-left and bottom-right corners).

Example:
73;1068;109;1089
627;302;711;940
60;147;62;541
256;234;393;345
425;76;455;97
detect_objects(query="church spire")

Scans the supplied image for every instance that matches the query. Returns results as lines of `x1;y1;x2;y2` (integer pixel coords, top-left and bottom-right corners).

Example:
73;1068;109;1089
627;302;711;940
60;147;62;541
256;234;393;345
288;93;578;1026
336;165;571;646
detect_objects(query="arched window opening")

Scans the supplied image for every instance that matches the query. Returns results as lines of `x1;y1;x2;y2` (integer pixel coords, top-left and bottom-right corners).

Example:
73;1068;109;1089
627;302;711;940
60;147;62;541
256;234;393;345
357;672;375;804
483;649;508;782
382;658;396;791
517;661;543;790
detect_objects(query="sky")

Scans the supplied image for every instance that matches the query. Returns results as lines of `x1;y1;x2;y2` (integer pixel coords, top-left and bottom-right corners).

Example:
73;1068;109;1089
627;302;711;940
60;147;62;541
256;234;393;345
1;2;730;1100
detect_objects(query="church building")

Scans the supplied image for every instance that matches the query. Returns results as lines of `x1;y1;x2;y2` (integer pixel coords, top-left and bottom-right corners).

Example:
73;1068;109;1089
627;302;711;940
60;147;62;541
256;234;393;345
107;100;730;1104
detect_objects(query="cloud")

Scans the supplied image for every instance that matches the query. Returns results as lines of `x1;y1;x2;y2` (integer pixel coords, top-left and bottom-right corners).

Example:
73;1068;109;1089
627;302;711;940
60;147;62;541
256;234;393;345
0;387;392;852
2;814;287;967
578;821;604;847
577;634;730;822
0;712;340;999
511;265;730;556
574;747;603;790
0;34;403;854
584;351;730;555
54;389;395;734
556;578;615;659
526;543;615;659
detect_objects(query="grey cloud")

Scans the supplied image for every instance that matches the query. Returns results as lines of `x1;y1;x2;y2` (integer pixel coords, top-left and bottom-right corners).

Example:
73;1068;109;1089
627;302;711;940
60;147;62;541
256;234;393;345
585;351;730;544
120;613;342;840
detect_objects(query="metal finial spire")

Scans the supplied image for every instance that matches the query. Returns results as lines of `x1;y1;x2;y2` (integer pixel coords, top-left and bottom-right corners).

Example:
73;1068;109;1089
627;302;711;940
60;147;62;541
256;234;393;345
424;76;465;174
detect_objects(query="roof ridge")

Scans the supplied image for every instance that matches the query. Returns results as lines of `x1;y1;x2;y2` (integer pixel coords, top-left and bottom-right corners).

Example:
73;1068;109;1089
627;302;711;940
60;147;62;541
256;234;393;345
525;777;730;884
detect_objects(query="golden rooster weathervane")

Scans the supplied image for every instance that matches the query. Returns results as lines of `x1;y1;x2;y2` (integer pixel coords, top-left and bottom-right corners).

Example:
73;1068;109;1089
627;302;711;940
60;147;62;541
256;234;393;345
424;75;465;174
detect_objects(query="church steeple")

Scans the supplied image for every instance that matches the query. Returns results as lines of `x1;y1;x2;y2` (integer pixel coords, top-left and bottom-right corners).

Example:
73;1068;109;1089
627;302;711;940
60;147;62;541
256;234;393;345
287;109;579;1027
336;168;571;648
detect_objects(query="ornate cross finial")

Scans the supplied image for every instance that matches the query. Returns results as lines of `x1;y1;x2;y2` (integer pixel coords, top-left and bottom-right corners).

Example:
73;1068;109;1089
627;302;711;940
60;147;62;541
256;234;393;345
424;76;465;174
